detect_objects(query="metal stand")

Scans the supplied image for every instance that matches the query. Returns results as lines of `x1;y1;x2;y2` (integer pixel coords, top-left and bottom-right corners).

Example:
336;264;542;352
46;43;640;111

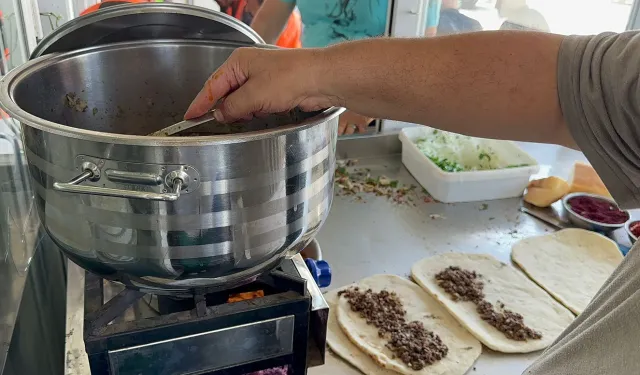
83;259;312;375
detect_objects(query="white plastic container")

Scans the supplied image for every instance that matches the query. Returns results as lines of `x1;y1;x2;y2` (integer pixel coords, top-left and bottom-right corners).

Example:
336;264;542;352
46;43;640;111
399;126;539;203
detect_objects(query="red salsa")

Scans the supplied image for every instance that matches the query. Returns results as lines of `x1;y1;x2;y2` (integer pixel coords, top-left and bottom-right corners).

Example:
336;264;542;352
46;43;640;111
567;196;629;224
630;221;640;238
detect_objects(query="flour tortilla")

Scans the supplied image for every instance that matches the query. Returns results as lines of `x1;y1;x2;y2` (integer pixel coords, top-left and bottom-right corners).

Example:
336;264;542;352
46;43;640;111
334;274;481;375
511;228;623;315
411;253;574;353
325;289;397;375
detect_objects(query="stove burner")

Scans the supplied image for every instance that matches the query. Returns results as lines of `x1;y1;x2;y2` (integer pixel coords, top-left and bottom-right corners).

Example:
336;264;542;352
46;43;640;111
83;258;328;375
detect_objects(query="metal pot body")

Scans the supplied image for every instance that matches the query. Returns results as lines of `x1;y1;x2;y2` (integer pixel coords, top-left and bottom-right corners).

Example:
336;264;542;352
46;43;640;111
2;40;339;293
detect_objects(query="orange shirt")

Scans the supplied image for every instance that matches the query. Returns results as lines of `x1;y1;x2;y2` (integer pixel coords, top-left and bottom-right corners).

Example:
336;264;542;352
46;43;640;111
223;0;301;49
276;9;301;49
81;1;301;49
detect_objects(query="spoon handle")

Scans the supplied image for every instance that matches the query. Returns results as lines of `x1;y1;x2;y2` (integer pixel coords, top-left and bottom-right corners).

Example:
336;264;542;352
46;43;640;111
148;111;219;137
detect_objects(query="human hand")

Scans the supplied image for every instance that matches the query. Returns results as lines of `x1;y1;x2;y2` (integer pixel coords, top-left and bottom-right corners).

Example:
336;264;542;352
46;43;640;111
338;110;374;135
184;47;337;122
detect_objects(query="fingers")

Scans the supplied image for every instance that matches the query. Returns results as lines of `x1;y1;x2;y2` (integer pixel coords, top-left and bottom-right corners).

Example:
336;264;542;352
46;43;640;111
344;124;357;135
338;112;374;136
338;116;348;135
184;50;250;120
185;47;334;123
214;80;267;123
357;121;370;133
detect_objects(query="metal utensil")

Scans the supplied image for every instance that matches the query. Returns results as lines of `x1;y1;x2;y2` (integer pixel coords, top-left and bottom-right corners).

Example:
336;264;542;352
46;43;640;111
520;202;568;229
148;111;220;137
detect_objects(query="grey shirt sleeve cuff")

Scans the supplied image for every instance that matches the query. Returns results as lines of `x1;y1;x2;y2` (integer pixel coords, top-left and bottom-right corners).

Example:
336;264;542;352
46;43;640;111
558;32;640;209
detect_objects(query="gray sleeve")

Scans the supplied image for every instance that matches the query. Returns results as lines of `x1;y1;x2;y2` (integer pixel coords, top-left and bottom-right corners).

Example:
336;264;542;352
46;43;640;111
558;32;640;209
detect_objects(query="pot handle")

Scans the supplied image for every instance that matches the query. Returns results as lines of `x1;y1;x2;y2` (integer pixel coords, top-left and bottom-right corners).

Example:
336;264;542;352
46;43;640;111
53;164;184;201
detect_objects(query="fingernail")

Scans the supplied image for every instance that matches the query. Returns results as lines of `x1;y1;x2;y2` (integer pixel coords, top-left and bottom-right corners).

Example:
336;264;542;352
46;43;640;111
184;106;195;120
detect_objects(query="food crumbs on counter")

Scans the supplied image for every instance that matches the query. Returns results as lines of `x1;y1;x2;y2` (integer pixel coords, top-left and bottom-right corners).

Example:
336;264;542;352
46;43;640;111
435;266;542;341
479;203;489;211
429;214;445;220
65;93;88;112
338;287;448;370
335;159;433;206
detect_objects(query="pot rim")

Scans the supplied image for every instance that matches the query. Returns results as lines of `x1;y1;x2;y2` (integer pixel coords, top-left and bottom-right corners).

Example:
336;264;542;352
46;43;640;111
30;3;265;58
0;39;344;146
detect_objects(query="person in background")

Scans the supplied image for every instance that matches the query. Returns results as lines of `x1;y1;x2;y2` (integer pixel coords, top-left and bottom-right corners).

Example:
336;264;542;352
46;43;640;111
437;0;482;36
496;0;549;32
216;0;302;48
250;0;442;135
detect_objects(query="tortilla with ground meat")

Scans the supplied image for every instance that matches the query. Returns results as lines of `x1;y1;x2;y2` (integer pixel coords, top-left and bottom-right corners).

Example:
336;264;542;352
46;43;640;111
511;228;622;314
333;274;481;375
411;253;574;353
325;289;397;375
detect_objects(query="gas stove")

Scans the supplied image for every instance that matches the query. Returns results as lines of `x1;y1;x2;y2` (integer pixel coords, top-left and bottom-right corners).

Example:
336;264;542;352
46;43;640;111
82;255;330;375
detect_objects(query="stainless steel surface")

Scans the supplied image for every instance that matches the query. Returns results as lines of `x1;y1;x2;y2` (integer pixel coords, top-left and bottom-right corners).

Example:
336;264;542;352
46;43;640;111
310;135;597;375
291;252;329;367
53;162;191;201
562;192;628;233
30;3;264;58
0;39;342;292
148;111;219;137
105;170;163;185
520;201;568;230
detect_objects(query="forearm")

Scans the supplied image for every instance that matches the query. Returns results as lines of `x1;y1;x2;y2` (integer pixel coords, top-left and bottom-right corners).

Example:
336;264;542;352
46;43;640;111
321;31;574;147
251;0;294;44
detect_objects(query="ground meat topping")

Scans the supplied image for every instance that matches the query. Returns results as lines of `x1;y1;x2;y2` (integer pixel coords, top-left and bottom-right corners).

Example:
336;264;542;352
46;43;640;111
476;300;542;341
434;266;485;302
338;287;448;370
435;266;542;342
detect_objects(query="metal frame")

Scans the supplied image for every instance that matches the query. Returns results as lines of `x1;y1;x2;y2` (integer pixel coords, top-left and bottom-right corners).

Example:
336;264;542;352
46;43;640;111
627;0;640;29
16;0;41;52
83;259;313;375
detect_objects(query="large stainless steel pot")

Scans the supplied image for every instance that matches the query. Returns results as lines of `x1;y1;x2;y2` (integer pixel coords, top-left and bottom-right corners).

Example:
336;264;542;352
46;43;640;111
0;39;341;294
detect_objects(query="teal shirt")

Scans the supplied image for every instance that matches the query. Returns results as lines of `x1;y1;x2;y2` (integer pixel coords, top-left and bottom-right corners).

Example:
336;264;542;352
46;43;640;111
280;0;442;48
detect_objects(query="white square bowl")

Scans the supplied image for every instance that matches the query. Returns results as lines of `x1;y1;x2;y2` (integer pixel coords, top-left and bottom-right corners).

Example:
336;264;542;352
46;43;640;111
399;126;540;203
